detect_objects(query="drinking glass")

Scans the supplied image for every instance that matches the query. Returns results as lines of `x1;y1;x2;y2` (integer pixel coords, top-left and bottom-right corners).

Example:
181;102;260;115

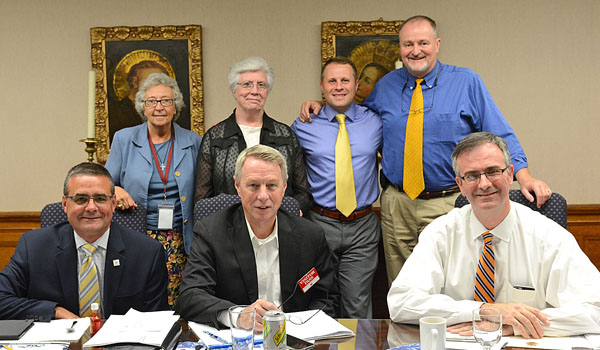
229;305;256;350
472;308;502;350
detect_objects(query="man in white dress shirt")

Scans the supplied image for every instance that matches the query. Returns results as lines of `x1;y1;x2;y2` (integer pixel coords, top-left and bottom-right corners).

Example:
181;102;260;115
387;132;600;339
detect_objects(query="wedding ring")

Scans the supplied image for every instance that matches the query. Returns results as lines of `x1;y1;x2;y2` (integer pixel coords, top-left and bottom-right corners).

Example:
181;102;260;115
117;203;124;209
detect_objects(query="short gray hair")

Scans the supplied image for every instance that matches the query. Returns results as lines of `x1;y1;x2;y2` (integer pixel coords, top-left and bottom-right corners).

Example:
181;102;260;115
399;15;438;38
134;73;185;120
63;162;115;195
234;145;288;183
228;57;274;94
451;132;512;177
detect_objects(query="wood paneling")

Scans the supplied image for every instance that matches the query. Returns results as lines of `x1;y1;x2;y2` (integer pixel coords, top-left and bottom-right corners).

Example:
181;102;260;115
568;204;600;271
0;212;40;268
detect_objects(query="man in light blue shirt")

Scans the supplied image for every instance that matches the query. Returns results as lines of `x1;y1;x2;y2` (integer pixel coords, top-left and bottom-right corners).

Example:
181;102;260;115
301;16;551;286
292;57;382;318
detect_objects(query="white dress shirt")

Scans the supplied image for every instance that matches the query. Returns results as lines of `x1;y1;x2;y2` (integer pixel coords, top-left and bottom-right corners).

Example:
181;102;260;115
387;202;600;336
217;217;281;326
246;217;282;307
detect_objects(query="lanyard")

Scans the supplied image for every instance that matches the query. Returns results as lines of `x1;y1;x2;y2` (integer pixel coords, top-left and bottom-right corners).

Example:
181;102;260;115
148;129;174;198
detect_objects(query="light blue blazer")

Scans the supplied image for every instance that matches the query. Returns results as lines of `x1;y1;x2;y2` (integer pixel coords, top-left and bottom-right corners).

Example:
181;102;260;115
105;122;202;253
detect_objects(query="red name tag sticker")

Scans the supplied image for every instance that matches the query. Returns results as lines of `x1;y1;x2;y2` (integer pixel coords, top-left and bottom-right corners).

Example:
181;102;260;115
298;267;320;293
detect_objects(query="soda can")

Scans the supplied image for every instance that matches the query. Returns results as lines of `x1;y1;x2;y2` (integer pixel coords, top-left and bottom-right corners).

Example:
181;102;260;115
263;310;286;349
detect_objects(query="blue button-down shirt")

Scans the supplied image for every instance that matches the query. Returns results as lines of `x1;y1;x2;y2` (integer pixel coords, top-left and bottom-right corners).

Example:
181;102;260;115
291;103;382;210
363;61;528;191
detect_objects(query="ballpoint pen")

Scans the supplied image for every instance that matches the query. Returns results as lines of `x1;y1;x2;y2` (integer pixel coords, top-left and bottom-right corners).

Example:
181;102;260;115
66;320;78;332
207;339;264;349
202;330;228;344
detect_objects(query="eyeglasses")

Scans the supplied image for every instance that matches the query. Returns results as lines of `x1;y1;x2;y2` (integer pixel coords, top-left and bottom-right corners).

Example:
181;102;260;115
237;81;268;91
459;167;508;184
282;289;329;325
277;277;329;325
400;62;440;114
143;98;175;108
287;306;325;325
65;194;114;205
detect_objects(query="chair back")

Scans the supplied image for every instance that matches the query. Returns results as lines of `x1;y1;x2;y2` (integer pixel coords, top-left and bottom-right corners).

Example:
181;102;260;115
40;202;147;233
193;193;301;223
454;190;567;228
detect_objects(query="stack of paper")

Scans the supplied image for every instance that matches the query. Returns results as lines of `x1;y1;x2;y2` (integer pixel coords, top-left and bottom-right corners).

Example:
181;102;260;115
285;310;354;341
84;309;180;348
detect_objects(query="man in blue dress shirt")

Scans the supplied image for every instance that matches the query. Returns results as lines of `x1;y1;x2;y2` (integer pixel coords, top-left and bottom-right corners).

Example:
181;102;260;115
301;15;552;286
292;57;382;318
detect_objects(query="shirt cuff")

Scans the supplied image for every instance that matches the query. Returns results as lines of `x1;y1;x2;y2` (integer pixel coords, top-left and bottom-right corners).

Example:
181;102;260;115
217;310;232;328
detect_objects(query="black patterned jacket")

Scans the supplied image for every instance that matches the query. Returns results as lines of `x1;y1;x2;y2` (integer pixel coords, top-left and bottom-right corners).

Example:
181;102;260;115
193;110;313;213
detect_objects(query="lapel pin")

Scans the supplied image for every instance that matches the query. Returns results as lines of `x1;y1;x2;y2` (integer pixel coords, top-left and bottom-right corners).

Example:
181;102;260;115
113;259;120;267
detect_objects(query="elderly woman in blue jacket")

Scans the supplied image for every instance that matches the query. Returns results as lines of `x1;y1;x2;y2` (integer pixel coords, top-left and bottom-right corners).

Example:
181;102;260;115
105;73;202;307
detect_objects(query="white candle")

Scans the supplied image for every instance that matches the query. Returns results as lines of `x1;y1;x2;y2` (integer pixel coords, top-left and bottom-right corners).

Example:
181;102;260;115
395;59;403;69
87;70;96;138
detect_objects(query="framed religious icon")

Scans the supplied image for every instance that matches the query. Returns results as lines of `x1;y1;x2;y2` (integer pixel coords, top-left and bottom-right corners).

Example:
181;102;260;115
90;25;204;163
321;19;403;104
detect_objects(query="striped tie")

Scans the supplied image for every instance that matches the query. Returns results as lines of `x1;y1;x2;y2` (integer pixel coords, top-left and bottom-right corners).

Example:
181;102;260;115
79;243;101;317
474;232;495;303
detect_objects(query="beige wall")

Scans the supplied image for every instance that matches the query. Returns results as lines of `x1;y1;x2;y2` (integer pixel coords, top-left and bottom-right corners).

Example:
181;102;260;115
1;0;598;211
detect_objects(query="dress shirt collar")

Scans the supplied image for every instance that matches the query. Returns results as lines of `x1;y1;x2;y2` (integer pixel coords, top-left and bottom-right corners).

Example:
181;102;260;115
468;201;514;243
245;215;279;249
74;227;110;251
407;60;440;90
323;103;357;123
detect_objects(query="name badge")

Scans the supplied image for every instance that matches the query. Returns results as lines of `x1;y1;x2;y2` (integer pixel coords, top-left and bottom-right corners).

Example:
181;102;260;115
158;202;174;230
298;267;320;293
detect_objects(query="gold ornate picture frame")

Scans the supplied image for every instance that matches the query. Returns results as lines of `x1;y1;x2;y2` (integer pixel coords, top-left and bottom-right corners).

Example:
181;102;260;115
321;19;403;104
90;25;204;163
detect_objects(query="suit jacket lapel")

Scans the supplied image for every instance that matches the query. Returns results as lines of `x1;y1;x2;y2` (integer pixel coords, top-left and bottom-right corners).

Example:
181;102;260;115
104;223;126;316
172;123;193;170
277;212;300;304
231;207;259;302
55;224;80;314
132;122;153;165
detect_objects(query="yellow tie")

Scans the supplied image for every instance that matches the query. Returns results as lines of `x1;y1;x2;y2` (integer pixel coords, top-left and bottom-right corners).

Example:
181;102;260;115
79;243;101;317
335;114;357;217
403;78;425;200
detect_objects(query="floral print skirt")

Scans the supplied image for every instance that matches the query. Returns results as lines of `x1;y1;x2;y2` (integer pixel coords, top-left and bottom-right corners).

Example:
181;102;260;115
146;228;186;308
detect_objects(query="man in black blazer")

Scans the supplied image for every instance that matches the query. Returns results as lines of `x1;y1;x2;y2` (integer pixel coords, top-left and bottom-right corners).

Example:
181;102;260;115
0;163;169;320
178;145;337;329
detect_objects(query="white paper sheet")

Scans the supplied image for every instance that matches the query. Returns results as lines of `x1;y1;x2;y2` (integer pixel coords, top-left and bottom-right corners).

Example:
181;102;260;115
285;310;354;341
505;335;593;350
83;309;179;347
3;318;90;344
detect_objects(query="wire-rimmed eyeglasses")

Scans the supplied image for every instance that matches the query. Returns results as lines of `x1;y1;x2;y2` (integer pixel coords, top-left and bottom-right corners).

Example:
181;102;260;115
237;81;268;91
65;194;114;206
458;167;508;184
143;98;175;108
